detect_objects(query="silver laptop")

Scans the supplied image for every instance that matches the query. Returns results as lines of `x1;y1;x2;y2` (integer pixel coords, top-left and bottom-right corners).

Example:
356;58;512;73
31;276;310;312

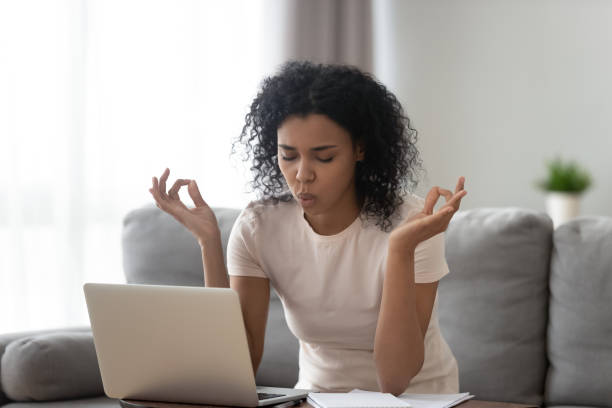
83;283;310;407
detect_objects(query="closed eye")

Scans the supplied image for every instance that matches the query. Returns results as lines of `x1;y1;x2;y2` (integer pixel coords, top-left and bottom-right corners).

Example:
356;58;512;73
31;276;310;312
281;156;334;163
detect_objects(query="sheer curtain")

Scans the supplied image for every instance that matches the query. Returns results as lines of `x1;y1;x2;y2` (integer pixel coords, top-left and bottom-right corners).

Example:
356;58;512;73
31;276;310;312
0;0;380;334
0;0;271;333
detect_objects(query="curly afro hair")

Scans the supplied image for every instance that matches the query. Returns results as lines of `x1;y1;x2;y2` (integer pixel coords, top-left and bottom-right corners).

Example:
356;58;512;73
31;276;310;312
231;60;425;232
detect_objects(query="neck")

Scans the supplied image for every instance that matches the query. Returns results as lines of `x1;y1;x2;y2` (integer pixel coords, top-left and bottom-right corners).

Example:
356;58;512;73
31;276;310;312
303;186;363;236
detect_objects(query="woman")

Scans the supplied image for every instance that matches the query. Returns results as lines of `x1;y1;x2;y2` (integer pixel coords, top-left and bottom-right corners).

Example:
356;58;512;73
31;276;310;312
149;61;467;396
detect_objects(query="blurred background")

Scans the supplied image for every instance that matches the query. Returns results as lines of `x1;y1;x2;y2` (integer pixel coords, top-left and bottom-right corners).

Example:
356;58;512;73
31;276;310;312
1;0;610;333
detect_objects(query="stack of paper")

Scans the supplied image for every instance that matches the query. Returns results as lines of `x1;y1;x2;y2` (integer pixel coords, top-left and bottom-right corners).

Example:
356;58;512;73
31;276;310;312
349;389;475;408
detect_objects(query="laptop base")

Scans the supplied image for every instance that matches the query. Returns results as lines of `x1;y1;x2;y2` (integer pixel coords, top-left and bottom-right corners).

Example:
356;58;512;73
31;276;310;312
120;398;307;408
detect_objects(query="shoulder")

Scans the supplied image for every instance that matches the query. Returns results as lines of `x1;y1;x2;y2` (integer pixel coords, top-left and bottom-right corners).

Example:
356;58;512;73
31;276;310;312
382;192;425;230
399;192;426;217
391;191;447;251
234;195;298;232
360;192;425;232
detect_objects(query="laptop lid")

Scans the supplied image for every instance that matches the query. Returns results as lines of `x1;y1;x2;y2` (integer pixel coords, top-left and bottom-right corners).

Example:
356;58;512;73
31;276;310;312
84;283;260;407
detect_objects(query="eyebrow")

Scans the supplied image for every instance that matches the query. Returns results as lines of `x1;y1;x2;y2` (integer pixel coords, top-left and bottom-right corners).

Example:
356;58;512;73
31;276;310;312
278;144;338;152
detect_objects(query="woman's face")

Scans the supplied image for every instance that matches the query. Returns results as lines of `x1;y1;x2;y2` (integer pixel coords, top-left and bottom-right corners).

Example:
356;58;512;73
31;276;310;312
277;114;364;215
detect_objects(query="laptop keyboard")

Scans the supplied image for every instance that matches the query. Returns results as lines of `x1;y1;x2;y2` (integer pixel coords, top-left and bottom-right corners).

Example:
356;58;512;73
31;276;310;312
258;392;285;400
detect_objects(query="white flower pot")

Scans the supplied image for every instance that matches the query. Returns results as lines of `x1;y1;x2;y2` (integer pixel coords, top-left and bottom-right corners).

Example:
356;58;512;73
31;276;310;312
545;192;581;229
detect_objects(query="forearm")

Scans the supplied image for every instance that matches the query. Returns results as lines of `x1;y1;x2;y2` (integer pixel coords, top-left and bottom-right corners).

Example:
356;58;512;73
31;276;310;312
245;330;263;374
202;244;261;373
374;247;425;396
199;234;229;288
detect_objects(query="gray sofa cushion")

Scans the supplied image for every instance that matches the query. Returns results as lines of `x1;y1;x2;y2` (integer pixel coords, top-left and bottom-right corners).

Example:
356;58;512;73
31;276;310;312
2;396;117;407
120;204;231;283
0;327;92;405
545;216;612;408
1;332;103;401
122;204;281;300
438;208;552;406
121;203;236;287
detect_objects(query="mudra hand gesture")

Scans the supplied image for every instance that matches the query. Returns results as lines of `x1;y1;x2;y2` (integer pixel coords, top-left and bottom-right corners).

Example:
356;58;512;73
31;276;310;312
389;177;467;252
149;168;220;247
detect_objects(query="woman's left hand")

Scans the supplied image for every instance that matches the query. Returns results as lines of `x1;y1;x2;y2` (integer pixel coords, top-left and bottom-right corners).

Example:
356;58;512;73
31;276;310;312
389;177;467;253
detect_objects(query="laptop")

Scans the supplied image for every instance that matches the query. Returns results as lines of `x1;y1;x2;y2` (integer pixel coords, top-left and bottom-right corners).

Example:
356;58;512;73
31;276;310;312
83;283;310;407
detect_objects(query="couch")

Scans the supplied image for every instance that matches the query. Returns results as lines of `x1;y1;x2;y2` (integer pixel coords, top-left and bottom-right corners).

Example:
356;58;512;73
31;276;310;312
1;204;610;407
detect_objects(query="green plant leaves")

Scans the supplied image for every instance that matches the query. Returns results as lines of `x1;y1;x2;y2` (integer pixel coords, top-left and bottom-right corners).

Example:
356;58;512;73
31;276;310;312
534;156;592;193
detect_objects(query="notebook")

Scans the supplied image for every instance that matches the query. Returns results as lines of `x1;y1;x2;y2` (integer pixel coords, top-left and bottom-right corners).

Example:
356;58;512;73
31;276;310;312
307;392;412;408
350;389;475;408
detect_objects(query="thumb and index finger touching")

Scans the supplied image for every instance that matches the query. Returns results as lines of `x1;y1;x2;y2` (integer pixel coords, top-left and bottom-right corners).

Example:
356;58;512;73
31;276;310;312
187;179;209;208
423;176;467;216
149;168;210;209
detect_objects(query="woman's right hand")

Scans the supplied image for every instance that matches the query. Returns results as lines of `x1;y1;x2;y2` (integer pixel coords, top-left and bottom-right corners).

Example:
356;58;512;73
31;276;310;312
149;168;220;247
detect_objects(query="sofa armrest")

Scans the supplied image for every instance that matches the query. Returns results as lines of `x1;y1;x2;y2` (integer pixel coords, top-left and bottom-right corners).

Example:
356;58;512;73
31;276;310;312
0;326;96;403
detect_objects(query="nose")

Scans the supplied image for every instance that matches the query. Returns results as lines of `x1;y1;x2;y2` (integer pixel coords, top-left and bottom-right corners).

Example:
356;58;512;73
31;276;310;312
295;159;315;183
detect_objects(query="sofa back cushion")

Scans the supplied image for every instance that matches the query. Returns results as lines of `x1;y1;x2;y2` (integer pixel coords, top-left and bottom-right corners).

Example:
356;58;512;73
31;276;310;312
121;204;240;286
546;216;612;408
439;208;552;406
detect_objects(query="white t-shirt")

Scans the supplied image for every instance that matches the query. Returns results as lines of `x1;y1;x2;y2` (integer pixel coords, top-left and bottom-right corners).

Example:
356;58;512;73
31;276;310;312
226;193;459;394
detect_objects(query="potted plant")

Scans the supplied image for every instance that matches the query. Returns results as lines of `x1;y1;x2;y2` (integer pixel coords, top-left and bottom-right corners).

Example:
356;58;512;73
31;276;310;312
535;156;593;228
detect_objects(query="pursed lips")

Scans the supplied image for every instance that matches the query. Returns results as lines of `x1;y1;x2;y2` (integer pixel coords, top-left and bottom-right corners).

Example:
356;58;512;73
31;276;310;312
298;193;315;199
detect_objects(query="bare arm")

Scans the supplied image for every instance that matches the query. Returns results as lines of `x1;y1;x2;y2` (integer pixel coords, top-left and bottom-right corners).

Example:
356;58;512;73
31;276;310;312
199;236;269;376
230;275;270;375
199;239;270;375
375;178;467;395
374;246;441;396
199;237;270;375
199;234;229;288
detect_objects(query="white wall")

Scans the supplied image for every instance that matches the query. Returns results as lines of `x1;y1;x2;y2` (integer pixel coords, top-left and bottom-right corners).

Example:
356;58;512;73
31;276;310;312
374;0;612;216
